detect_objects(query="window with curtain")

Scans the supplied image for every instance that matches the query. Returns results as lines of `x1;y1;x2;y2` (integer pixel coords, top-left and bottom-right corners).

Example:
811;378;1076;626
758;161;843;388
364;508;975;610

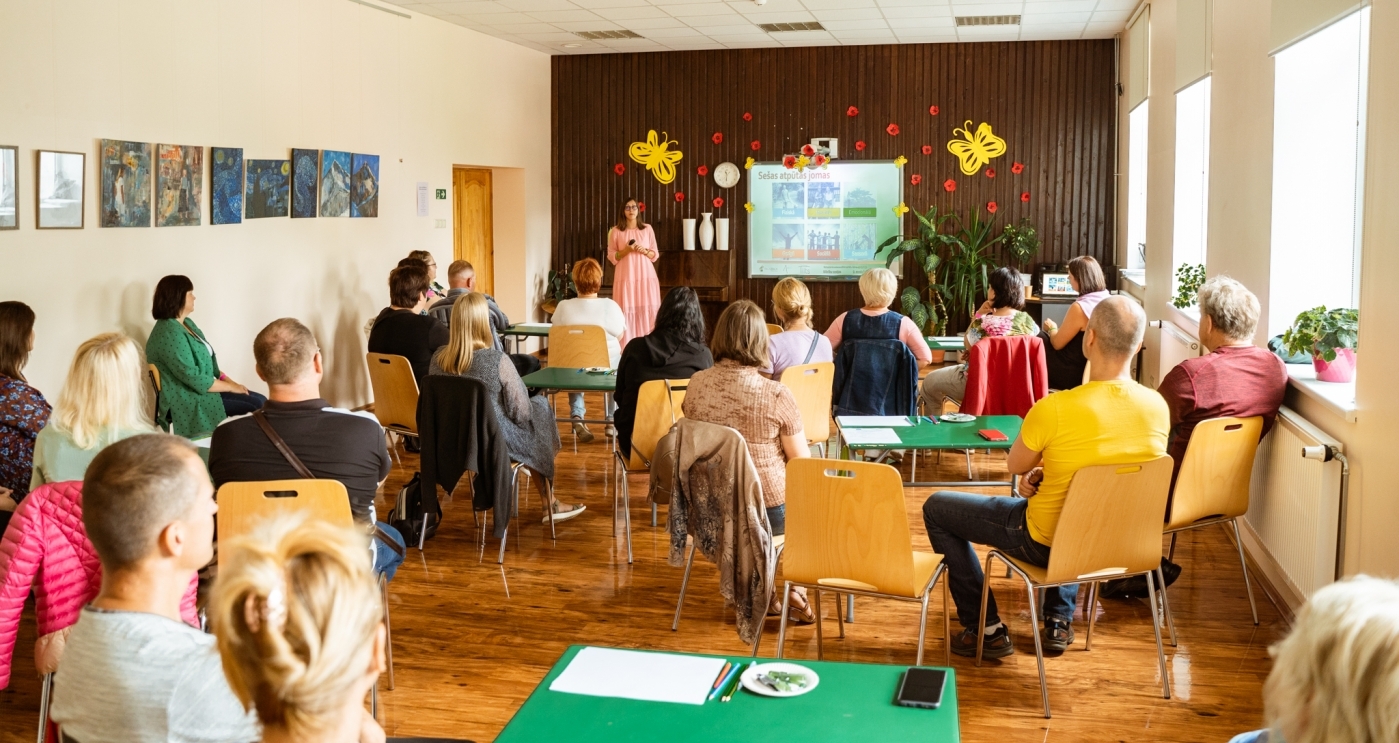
1172;76;1211;301
1268;7;1370;337
1127;102;1149;270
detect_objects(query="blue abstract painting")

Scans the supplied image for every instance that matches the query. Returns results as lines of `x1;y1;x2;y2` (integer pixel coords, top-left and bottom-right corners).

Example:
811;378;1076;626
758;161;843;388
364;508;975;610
211;147;243;225
319;150;351;217
291;148;318;218
350;153;379;218
245;159;290;219
99;139;152;227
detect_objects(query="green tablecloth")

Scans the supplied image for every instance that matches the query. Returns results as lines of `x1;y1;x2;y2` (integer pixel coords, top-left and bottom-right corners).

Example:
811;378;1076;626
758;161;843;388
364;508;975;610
495;646;960;743
839;415;1022;451
521;366;617;392
925;336;967;352
504;322;552;337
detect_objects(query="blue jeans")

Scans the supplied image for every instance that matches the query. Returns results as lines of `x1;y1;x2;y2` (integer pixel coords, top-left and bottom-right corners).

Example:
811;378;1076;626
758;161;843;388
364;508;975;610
766;505;786;537
220;390;267;417
921;491;1078;629
374;521;406;581
568;392;615;420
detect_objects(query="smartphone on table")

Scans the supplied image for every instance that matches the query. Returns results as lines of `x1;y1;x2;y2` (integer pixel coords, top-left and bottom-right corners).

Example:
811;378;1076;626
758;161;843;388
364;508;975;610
895;667;947;709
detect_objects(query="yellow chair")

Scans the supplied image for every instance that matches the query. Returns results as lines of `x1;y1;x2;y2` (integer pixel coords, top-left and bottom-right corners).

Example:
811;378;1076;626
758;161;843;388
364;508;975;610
147;363;165;430
779;362;834;457
767;323;783;335
215;480;396;700
977;457;1174;718
366;353;420;458
547;324;610;368
1164;416;1264;626
777;458;949;666
613;379;688;563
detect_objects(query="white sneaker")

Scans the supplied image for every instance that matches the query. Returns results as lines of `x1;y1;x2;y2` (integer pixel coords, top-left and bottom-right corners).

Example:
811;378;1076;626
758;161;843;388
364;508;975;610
572;420;595;443
544;503;587;524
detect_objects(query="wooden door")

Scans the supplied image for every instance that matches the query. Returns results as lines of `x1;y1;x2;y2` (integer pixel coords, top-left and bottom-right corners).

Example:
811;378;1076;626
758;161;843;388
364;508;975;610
453;168;493;296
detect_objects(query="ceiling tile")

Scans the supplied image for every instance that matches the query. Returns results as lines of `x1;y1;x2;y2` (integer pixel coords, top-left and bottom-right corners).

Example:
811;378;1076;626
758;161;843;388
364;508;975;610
524;8;603;20
600;36;670;46
726;0;811;13
495;0;584;11
1018;0;1096;12
1083;21;1123;37
1094;0;1140;8
954;26;1021;39
462;10;537;23
831;27;896;37
1092;8;1133;22
699;22;768;33
778;35;841;45
1019;11;1093;25
708;32;777;42
641;25;710;36
491;21;568;31
567;0;651;7
677;13;753;26
895;33;959;43
800;0;877;9
950;3;1022;15
591;5;672;18
1018;24;1087;39
768;29;836;40
876;0;947;6
880;5;951;18
662;40;729;48
519;30;589;41
812;8;879;21
665;2;743;15
721;38;784;47
819;17;891;29
550;18;624;29
735;8;818;22
430;1;514;13
622;16;689;27
886;16;955;28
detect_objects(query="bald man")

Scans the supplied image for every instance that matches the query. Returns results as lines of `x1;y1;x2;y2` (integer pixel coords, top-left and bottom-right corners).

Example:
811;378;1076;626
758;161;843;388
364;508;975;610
923;296;1168;659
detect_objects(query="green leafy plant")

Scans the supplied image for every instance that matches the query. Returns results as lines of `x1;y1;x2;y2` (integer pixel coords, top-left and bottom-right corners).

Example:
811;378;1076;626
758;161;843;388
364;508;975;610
876;205;953;335
1001;218;1040;270
1172;263;1207;309
940;208;1005;326
1281;306;1359;362
542;263;576;314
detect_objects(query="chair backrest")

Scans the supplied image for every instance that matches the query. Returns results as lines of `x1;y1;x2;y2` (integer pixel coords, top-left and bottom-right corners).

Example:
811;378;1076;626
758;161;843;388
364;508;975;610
216;479;353;567
767;323;783;335
959;335;1048;417
779;362;834;446
548;325;610;368
1167;416;1264;528
1042;457;1173;583
783;458;924;597
366;353;420;435
627;379;688;468
147;363;162;393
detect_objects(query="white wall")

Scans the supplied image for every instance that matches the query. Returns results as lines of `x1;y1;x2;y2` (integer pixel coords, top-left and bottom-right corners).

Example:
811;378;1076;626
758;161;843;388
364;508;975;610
0;0;551;407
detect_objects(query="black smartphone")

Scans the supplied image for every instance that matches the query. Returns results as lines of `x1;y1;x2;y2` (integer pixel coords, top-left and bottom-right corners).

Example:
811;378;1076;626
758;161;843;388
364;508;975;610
895;667;947;710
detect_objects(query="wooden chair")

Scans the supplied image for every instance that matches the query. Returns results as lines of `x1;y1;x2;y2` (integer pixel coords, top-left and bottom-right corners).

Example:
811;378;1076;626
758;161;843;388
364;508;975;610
612;379;687;563
767;323;783;335
779;362;834;457
366;353;420;459
547;324;610;367
147;363;166;430
1164;416;1264;626
215;480;396;701
977;457;1174;718
777;458;949;666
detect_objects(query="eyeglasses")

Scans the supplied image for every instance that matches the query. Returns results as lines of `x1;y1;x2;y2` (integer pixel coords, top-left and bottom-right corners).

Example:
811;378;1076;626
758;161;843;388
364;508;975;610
624;205;639;211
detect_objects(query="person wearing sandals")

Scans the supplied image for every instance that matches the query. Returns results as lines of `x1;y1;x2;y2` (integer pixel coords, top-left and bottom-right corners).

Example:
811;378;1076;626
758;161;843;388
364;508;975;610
920;267;1039;409
682;300;816;624
762;278;832;380
431;293;583;524
550;258;625;444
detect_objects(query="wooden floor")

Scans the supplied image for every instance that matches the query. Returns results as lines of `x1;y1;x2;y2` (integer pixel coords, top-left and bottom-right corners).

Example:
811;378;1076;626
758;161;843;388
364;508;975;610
0;400;1285;742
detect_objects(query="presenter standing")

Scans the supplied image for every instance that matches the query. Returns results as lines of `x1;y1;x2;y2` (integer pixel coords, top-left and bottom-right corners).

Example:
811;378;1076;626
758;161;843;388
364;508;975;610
608;197;661;347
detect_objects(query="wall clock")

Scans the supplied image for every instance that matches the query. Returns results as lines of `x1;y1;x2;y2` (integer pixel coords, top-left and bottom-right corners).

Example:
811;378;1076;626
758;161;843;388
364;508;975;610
713;161;741;189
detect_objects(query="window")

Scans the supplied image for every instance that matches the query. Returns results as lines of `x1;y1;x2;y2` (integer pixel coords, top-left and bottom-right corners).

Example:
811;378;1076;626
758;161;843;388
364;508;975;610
1126;102;1149;270
1172;76;1211;298
1268;8;1369;337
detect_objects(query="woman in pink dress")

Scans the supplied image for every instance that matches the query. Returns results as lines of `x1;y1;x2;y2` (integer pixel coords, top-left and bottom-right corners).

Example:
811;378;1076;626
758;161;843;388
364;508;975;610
608;197;661;348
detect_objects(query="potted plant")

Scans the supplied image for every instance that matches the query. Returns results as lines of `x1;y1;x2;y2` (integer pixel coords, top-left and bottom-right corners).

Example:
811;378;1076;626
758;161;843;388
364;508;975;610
1281;306;1359;382
1172;263;1207;309
1001;218;1039;297
940;208;1004;329
541;263;576;316
876;205;952;361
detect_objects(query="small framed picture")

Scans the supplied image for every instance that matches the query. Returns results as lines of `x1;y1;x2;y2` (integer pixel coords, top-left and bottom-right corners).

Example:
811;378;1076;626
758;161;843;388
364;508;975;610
1041;272;1077;297
37;150;86;229
0;146;16;230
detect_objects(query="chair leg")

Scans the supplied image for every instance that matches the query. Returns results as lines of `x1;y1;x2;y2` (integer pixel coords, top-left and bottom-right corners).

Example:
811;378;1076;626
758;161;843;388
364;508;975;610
622;472;633;565
751;604;766;657
1084;582;1098;651
1157;567;1178;648
916;591;930;666
651;501;658;528
671;542;696;631
1230;520;1260;625
380;574;395;690
846;594;855;623
965;450;973;479
814;589;824;660
1168;531;1179;562
36;672;52;743
943;577;951;667
975;553;995;668
370;681;379;721
1024;576;1050;718
835;592;845;639
776;580;793;659
1145;571;1172;699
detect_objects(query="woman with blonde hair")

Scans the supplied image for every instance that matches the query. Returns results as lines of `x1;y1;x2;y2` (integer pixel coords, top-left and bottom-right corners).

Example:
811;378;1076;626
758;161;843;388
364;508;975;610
764;278;832;379
211;515;386;743
31;332;155;487
430;293;581;523
823;267;932;363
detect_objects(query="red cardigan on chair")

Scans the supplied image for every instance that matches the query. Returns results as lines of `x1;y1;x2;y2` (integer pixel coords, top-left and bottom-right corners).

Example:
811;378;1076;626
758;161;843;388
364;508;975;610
959;335;1049;418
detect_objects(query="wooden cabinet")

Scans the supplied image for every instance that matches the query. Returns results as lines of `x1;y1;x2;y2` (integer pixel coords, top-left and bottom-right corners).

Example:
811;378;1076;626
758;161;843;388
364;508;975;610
655;250;733;303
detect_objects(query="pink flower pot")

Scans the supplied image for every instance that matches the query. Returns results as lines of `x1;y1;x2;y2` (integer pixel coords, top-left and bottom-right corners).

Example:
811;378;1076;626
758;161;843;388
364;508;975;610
1313;348;1356;383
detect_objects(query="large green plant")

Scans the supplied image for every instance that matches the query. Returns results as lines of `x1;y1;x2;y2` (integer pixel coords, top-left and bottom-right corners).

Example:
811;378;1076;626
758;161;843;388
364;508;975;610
542;263;576;313
940;209;1005;326
1281;306;1359;362
876;206;953;334
1172;263;1207;309
1001;218;1039;270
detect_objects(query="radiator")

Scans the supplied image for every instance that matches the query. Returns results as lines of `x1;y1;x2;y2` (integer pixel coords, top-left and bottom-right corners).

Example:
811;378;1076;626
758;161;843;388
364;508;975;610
1155;320;1201;389
1244;407;1345;603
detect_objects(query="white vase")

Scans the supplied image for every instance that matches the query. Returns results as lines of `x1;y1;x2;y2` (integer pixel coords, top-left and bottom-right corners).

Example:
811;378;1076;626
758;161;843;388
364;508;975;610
698;213;714;251
682;218;696;251
716;218;729;251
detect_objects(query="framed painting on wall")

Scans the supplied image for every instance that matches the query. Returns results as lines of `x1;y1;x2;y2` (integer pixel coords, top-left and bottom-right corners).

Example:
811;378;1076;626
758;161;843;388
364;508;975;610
350;153;379;218
291;148;318;218
99;139;152;227
245;159;290;219
319;150;351;217
0;146;16;230
211;147;243;225
156;144;203;227
37;150;85;229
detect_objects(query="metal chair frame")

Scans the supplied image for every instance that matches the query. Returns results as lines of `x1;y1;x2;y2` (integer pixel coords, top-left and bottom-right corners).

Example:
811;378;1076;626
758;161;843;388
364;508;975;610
612;379;687;563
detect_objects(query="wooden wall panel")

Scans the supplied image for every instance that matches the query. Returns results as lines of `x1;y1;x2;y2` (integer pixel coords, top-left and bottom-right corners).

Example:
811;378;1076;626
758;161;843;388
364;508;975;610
552;41;1117;331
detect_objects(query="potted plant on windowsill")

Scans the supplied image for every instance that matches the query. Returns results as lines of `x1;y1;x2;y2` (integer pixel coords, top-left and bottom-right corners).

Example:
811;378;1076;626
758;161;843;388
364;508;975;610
1281;306;1359;383
876;205;952;362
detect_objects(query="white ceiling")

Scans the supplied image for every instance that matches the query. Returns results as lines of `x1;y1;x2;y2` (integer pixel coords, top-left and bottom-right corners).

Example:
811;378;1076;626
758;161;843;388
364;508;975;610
382;0;1138;55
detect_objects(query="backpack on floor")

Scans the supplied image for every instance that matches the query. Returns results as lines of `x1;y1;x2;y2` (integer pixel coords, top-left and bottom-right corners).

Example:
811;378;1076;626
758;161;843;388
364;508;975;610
390;472;441;546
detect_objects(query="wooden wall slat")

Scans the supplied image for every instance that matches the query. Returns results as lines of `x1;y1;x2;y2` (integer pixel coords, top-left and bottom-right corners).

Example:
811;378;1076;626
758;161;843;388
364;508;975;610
551;41;1117;331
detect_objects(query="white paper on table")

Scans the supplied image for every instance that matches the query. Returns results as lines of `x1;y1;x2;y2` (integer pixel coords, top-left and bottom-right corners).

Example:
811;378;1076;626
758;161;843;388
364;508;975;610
548;647;727;705
930;336;964;343
837;415;914;427
513;322;552;331
841;428;902;445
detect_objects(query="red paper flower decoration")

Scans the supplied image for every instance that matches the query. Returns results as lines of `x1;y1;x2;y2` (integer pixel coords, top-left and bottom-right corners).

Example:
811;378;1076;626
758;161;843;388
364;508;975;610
921;145;933;155
986;201;998;213
712;132;723;144
855;140;867;151
910;174;922;185
943;179;956;192
675;192;685;202
1011;161;1025;174
986;168;996;178
750;140;761;151
929;105;940;116
637;202;646;212
801;144;815;156
847;106;859;117
886;123;900;136
782;155;797;169
697;164;709;176
743;112;753;121
613;163;625;176
1020;192;1031;203
713;197;724;208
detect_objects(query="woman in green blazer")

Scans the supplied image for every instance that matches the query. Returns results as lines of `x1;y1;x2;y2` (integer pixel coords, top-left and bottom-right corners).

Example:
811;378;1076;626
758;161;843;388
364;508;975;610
145;275;264;438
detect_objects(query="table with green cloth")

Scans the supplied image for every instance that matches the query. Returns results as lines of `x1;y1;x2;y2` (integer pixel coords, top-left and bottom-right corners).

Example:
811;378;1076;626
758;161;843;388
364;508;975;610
837;414;1022;489
495;645;960;743
925;336;968;353
503;322;552;354
521;366;617;426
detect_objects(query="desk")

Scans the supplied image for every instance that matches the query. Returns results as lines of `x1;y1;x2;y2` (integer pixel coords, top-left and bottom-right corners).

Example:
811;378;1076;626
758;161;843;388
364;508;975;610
521;366;617;426
495;645;960;743
925;336;967;353
837;415;1022;489
503;322;551;354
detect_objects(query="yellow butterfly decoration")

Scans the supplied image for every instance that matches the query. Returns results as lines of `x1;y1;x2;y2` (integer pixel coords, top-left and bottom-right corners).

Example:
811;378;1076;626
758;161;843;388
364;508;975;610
629;130;684;184
893;156;908;169
744;202;754;213
893;202;909;217
744;157;755;170
947;120;1006;176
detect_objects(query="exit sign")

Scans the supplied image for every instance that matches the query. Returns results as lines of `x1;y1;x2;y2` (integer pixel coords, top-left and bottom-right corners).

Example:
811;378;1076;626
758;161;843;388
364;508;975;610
435;189;447;199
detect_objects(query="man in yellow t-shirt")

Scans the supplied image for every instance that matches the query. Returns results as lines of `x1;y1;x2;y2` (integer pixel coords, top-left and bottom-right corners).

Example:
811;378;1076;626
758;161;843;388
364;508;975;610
923;296;1167;659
